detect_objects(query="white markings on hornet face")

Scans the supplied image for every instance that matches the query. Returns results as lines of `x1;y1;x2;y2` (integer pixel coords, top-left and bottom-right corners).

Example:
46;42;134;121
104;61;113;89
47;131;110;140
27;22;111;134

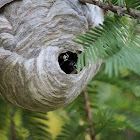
63;53;69;61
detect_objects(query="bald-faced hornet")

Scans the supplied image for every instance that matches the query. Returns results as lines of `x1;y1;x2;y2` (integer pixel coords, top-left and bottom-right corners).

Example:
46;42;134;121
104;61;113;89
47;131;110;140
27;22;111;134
63;53;69;61
58;51;78;74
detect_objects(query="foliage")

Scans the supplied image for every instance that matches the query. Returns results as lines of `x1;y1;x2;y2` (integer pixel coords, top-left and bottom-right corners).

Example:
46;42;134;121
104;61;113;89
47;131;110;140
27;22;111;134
0;0;140;140
0;100;10;140
74;17;140;77
0;69;140;140
22;111;52;140
103;0;140;9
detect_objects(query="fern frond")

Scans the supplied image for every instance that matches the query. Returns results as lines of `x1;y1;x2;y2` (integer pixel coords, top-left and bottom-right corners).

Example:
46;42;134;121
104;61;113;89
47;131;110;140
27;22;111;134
103;0;140;9
125;0;140;9
56;116;86;140
92;110;126;136
74;17;140;77
22;111;52;140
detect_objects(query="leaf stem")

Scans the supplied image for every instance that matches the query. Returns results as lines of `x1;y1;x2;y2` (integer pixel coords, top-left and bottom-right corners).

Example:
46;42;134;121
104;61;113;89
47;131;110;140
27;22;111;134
83;88;96;140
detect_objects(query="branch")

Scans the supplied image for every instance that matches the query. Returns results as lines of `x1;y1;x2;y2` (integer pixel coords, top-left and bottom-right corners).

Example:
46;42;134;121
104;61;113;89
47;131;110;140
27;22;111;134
79;0;140;19
83;88;96;140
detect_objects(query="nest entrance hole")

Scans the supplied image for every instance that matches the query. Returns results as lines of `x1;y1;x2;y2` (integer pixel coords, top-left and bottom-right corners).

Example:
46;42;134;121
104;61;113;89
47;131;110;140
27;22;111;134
58;51;78;74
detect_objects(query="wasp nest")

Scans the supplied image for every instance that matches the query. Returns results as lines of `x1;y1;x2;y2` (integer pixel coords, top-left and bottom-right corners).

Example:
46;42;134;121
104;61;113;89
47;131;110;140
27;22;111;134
0;0;104;111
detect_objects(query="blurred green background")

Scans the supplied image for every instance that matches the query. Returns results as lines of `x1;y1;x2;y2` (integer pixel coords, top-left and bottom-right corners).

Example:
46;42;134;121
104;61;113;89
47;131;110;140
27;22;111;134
0;0;140;139
0;67;140;140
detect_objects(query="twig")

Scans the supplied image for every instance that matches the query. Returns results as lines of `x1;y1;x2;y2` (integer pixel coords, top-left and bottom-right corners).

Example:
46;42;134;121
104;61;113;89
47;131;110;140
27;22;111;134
83;88;96;140
79;0;140;19
10;107;16;140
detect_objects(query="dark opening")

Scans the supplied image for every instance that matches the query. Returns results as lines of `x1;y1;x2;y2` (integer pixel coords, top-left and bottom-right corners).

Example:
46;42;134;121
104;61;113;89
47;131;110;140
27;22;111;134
58;51;78;74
